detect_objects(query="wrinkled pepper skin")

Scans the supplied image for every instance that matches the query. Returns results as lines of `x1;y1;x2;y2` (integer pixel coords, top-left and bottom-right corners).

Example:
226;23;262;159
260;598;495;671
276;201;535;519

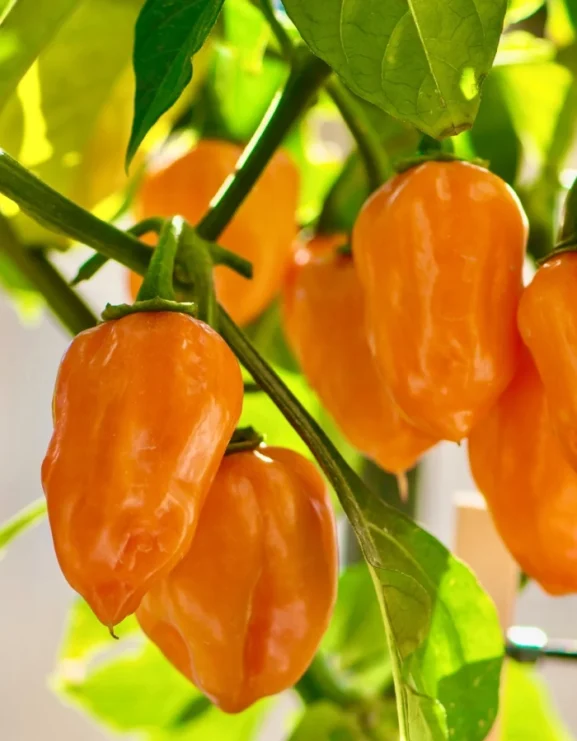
469;349;577;595
353;161;528;442
283;234;437;474
132;139;300;325
518;254;577;470
42;312;243;627
137;447;338;713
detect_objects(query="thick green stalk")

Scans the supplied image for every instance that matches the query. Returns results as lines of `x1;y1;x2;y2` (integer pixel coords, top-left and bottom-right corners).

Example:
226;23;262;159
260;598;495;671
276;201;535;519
136;218;182;302
0;216;98;334
196;48;331;242
0;150;152;274
325;77;392;190
255;0;294;60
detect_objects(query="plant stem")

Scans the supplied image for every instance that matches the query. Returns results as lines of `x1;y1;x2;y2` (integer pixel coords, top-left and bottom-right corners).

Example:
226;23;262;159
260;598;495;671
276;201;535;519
0;150;152;274
218;308;370;538
136;217;182;302
180;227;218;327
326;77;392;190
196;48;331;242
0;216;98;334
255;0;294;60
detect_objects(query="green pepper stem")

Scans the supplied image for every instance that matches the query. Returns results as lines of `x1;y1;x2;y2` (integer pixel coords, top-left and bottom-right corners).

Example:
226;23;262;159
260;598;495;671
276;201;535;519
136;217;183;302
0;149;153;275
325;77;392;190
196;48;331;242
180;227;218;327
255;0;294;60
0;216;98;334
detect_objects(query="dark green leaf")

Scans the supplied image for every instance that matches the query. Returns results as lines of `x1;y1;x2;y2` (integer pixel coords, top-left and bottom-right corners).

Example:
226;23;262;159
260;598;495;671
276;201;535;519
502;662;573;740
281;0;508;137
0;498;46;557
127;0;224;165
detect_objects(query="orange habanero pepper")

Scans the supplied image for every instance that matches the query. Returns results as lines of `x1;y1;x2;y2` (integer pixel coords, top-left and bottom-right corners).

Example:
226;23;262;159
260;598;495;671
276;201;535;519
518;254;577;470
283;234;437;475
131;139;300;325
469;348;577;595
41;312;243;628
353;161;528;442
137;446;338;713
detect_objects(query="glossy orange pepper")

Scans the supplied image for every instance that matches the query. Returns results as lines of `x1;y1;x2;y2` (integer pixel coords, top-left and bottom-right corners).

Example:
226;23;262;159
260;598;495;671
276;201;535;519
353;161;528;442
283;234;437;474
137;446;338;713
518;253;577;470
41;312;243;627
132;139;300;325
469;348;577;595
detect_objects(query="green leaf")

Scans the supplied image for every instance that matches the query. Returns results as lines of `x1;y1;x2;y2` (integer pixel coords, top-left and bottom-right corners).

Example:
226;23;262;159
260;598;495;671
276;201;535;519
127;0;224;165
281;0;508;137
353;491;503;740
58;598;139;664
288;702;364;741
0;498;46;557
0;0;80;110
0;251;45;322
54;640;204;733
151;700;271;741
322;563;392;694
502;662;574;740
506;0;544;24
0;0;144;245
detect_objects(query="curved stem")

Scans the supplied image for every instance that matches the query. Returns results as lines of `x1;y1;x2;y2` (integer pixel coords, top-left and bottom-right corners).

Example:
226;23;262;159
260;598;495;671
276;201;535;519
325;77;392;190
218;308;368;535
0;215;98;334
256;0;294;60
181;227;218;326
196;48;331;242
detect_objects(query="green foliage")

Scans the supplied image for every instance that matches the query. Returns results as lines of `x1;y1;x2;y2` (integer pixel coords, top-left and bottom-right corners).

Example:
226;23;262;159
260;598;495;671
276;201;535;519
0;0;80;107
288;703;365;740
0;498;46;557
502;662;574;740
128;0;224;164
506;0;545;24
281;0;508;137
356;499;503;740
53;600;271;740
322;563;392;695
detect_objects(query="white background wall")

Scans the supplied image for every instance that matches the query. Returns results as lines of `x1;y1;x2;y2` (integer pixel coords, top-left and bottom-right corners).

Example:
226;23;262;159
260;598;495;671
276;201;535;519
1;255;577;739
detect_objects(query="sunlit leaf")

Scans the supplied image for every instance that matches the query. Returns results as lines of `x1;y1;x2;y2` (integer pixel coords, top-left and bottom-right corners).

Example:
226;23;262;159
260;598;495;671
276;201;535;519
54;640;204;733
151;700;271;741
496;31;555;66
347;485;503;740
506;0;544;24
0;0;80;108
282;0;508;137
502;662;573;740
0;497;46;558
127;0;224;165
